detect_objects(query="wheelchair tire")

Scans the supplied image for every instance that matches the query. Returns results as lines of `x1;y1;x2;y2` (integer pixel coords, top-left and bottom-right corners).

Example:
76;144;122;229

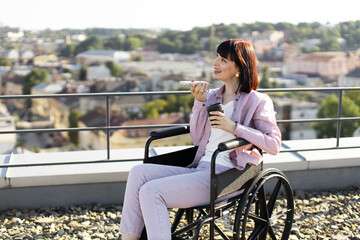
233;168;294;240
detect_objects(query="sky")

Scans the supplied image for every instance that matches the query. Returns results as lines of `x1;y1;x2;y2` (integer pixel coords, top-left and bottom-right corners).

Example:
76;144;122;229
0;0;359;31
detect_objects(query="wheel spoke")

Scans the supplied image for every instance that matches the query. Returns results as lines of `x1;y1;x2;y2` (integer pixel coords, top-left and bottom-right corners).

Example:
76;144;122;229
248;213;267;224
214;223;231;240
248;224;267;240
267;179;282;216
259;186;269;219
268;225;277;240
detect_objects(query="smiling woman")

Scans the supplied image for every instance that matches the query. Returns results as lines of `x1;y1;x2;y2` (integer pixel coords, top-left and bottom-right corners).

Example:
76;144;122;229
119;39;282;240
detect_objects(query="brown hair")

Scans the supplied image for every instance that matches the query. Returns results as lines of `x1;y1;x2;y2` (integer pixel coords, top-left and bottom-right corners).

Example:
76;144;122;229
216;39;258;93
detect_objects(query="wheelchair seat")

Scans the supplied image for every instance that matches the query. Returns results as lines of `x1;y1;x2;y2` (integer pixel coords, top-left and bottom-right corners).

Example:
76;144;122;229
141;125;294;240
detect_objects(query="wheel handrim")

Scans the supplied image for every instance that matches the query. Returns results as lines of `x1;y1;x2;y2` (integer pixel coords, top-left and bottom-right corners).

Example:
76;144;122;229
234;172;294;240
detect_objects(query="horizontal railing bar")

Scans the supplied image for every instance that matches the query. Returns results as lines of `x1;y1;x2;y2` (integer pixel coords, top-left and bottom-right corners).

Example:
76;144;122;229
2;117;359;135
280;145;360;153
0;91;190;100
258;86;360;93
276;117;360;124
1;145;358;168
0;124;187;134
1;87;359;100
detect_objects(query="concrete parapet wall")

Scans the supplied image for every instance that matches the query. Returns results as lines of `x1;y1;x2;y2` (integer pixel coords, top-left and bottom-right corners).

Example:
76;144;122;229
0;137;359;210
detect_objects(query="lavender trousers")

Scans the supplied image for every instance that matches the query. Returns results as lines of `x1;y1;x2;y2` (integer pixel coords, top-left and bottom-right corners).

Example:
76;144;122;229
119;161;231;240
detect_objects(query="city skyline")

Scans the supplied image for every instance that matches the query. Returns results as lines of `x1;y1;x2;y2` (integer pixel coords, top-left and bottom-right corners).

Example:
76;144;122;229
0;0;360;31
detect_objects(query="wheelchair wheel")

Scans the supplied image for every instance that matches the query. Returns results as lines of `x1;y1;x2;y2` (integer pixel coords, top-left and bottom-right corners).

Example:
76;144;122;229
233;168;294;240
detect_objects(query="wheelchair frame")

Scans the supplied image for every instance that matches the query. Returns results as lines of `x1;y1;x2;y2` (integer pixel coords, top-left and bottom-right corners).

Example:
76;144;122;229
141;125;294;240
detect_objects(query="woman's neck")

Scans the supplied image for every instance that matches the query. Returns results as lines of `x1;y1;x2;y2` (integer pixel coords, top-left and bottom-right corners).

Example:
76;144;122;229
222;79;238;104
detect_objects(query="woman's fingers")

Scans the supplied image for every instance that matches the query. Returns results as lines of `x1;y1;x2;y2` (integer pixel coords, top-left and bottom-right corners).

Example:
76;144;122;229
190;82;208;101
209;112;236;133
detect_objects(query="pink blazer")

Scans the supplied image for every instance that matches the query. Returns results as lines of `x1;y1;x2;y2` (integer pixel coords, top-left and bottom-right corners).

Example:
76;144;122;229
189;85;281;170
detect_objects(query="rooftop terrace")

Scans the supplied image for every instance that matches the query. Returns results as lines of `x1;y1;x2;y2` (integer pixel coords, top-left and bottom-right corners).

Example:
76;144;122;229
0;88;360;239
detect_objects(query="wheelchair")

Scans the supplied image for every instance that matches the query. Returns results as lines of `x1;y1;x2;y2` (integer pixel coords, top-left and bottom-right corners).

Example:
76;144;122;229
140;125;294;240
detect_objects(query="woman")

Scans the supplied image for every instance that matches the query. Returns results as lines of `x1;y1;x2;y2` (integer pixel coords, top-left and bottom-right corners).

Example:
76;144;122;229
119;39;281;240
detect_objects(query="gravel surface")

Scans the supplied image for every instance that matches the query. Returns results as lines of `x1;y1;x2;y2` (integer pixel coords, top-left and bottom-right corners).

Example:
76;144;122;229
0;187;359;240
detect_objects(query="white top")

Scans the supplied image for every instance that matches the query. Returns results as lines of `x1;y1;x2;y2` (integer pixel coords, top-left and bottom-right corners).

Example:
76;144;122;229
199;101;235;168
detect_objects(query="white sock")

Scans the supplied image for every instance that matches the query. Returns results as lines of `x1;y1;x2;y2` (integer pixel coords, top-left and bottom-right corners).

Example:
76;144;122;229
121;232;140;240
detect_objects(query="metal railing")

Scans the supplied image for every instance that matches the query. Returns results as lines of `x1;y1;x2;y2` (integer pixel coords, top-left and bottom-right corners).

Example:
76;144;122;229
1;86;360;168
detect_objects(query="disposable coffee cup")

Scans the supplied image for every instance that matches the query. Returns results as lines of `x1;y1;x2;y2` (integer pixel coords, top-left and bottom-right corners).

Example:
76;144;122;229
207;103;223;124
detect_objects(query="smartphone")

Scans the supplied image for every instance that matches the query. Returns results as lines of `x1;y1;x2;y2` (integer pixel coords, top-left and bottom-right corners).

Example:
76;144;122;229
179;81;209;86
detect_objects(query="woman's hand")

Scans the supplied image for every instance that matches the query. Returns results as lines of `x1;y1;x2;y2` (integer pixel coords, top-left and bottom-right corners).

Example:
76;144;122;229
190;82;208;102
209;111;237;133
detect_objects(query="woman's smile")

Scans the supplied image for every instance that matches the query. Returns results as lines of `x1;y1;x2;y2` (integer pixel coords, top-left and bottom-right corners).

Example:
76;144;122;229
214;68;221;74
212;54;238;81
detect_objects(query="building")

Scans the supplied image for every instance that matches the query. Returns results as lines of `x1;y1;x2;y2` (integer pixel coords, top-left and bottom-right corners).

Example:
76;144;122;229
87;64;111;80
286;52;358;80
6;28;24;41
273;97;319;140
289;101;319;140
0;66;11;94
78;108;125;150
19;50;34;64
31;82;66;118
0;103;16;154
79;110;184;150
338;67;360;87
297;39;321;51
4;74;25;109
0;49;19;64
117;115;183;139
75;50;131;65
241;31;285;59
33;54;59;67
110;115;185;149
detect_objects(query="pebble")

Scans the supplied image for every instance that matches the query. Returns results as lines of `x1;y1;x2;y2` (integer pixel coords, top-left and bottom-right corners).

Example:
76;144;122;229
0;187;359;239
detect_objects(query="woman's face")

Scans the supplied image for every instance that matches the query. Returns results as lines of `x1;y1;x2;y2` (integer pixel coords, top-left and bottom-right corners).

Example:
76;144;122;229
213;53;238;82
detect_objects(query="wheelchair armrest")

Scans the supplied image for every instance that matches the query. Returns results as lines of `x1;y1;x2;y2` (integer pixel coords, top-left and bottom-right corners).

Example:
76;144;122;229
217;138;250;152
149;125;190;139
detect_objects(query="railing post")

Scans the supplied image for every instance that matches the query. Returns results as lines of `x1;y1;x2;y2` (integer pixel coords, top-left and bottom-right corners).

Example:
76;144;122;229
106;96;110;159
336;90;343;147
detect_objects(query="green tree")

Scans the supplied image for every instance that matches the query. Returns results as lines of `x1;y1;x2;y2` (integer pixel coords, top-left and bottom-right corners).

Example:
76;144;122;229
205;37;221;52
74;36;104;55
133;55;143;62
23;68;49;108
161;86;194;113
62;68;73;77
0;57;11;66
59;44;75;57
104;36;124;49
105;61;123;77
259;65;272;88
124;37;142;51
143;99;167;119
319;37;341;51
313;94;360;137
271;76;279;88
178;94;194;111
68;110;83;146
79;65;87;81
23;68;49;95
164;95;178;113
310;46;321;52
158;37;177;53
345;89;360;106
